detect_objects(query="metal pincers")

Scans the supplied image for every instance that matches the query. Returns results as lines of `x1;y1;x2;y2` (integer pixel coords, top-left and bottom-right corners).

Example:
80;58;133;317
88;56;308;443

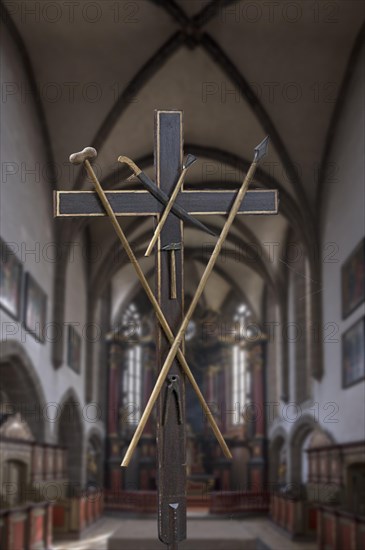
162;374;183;426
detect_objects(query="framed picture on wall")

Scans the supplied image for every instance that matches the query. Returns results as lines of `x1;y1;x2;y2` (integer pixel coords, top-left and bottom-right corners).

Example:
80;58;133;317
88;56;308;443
342;317;365;388
342;238;365;319
0;238;23;320
23;273;47;342
67;325;82;374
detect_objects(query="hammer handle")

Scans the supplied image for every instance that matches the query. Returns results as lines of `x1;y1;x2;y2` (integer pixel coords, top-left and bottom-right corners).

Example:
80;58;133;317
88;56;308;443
170;249;177;300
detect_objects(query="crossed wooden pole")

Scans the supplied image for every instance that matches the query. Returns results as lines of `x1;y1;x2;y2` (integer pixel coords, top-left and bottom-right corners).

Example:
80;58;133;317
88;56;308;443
70;136;269;468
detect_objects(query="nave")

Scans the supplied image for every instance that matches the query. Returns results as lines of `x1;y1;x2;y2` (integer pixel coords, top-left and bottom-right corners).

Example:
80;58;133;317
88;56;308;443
1;1;364;549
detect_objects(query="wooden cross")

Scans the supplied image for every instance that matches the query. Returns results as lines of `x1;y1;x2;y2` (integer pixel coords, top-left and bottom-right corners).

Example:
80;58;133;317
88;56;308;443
54;110;278;548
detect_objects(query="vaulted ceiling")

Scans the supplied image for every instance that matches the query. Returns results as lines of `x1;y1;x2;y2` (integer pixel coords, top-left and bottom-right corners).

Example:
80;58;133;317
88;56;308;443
6;0;364;319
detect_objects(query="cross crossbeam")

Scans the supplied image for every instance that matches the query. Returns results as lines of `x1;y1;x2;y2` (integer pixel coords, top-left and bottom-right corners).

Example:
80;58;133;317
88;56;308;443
54;189;278;217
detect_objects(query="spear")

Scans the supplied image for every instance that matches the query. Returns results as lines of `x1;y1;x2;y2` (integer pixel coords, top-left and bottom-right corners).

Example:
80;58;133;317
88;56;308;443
121;136;269;467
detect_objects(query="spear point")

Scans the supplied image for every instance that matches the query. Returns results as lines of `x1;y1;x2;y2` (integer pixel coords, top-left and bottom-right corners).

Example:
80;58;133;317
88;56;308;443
254;136;269;162
183;154;196;169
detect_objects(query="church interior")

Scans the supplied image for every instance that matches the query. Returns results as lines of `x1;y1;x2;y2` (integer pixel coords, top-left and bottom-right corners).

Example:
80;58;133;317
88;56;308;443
0;1;364;549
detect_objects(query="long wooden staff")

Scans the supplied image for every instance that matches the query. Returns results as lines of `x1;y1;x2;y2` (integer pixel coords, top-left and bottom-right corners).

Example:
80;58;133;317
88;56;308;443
122;137;269;467
69;147;231;461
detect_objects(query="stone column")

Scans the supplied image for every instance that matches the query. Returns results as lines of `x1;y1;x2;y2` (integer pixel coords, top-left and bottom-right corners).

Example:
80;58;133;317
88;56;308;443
106;342;123;493
143;344;155;436
220;345;231;433
140;344;156;490
247;343;267;491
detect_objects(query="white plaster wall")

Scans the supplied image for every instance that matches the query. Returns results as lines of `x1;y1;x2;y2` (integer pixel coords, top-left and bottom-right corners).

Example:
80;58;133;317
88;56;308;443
315;44;365;443
0;24;56;410
265;290;280;427
268;45;364;448
0;26;103;443
60;233;88;402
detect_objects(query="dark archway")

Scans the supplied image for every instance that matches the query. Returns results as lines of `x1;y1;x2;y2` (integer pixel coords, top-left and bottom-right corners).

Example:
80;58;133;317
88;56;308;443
0;340;47;442
289;416;323;487
269;427;288;489
57;389;84;490
86;428;104;490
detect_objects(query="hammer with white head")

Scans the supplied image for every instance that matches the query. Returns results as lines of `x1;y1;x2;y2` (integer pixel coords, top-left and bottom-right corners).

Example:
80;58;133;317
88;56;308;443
69;147;98;185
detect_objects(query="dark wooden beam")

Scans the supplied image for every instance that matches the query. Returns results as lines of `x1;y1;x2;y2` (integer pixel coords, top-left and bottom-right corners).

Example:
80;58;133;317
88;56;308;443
54;189;278;217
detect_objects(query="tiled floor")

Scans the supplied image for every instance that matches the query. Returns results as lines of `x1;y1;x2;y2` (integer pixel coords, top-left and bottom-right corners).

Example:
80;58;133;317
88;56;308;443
53;516;317;550
53;517;119;550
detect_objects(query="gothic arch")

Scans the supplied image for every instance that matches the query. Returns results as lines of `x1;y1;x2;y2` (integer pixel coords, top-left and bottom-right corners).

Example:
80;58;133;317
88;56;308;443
288;415;335;486
0;340;48;442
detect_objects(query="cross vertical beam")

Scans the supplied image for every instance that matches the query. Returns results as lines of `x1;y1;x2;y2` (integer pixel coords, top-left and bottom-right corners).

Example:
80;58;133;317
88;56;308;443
155;111;186;546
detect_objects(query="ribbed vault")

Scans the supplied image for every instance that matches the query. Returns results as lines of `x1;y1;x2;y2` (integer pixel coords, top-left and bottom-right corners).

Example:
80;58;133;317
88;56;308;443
3;0;364;372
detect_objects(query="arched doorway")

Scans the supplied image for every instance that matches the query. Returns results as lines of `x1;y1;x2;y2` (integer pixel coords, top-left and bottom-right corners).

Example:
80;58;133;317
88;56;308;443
289;417;319;487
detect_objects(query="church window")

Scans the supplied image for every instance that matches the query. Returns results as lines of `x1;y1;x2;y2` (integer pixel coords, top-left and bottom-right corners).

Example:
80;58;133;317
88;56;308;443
231;304;250;425
232;345;246;425
121;304;142;423
124;345;142;422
